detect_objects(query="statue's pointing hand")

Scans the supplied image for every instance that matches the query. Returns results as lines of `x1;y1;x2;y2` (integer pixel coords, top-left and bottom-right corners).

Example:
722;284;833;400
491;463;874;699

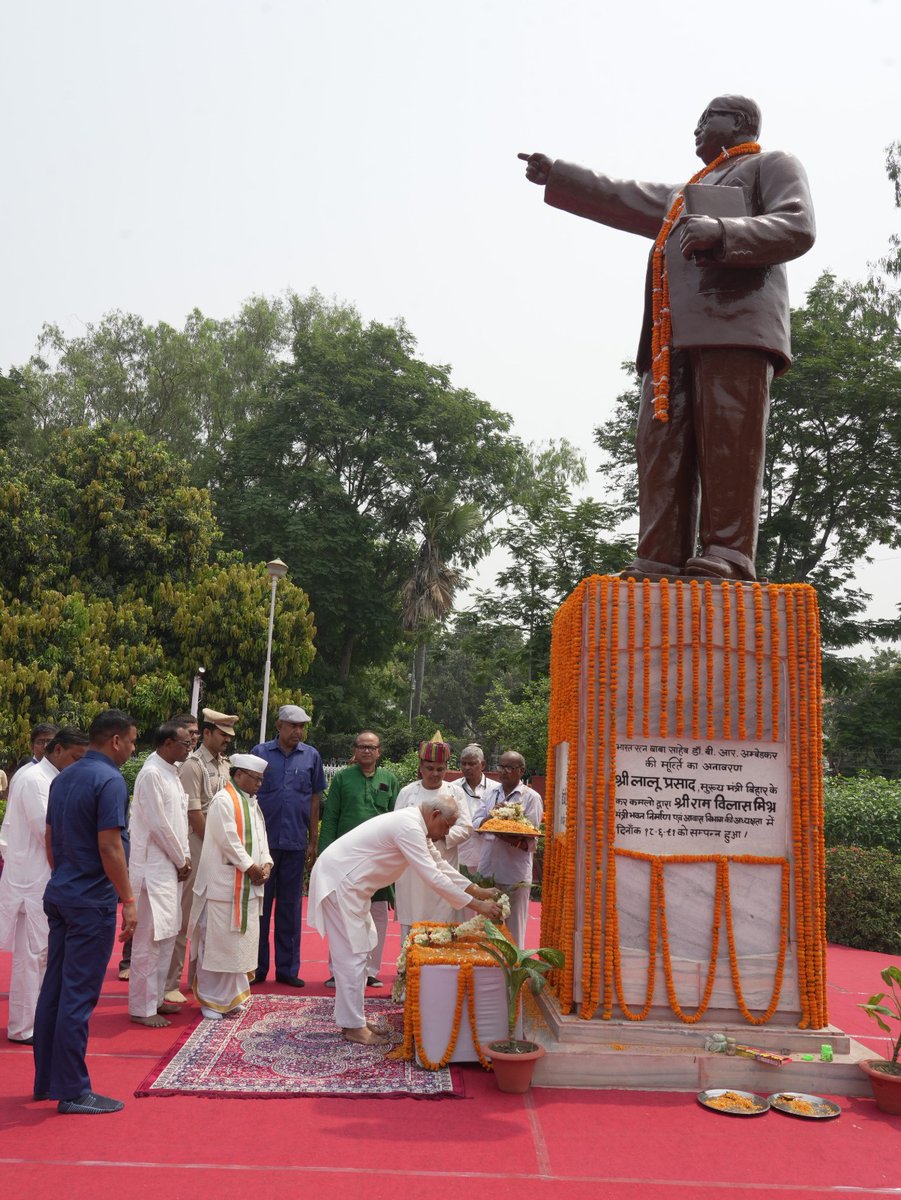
518;151;553;185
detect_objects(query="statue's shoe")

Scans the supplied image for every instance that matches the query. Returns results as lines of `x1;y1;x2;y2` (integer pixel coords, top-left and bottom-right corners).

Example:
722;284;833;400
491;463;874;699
684;554;754;580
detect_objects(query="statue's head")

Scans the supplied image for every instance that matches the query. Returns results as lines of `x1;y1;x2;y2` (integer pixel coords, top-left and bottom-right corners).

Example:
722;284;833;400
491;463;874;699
694;95;762;163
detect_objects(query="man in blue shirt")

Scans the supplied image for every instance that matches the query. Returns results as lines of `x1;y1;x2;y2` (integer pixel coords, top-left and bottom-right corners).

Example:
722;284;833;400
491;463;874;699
252;704;326;986
33;710;138;1114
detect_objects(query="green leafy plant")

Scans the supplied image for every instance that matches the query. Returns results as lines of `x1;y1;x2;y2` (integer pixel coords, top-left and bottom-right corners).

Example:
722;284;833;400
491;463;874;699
824;774;901;854
824;846;901;954
477;920;564;1052
859;964;901;1073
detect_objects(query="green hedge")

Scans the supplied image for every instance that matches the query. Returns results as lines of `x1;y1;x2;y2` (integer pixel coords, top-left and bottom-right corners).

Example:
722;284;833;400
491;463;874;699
825;845;901;954
824;774;901;855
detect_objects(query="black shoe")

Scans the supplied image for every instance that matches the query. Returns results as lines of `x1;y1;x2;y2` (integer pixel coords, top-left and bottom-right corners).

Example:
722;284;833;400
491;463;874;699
366;977;384;988
252;973;267;985
32;1091;50;1101
8;1035;34;1045
324;977;336;989
275;974;305;987
57;1091;124;1115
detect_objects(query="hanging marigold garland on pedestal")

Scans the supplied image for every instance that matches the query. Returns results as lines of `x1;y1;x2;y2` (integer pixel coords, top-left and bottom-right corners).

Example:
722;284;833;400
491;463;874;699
544;578;825;1028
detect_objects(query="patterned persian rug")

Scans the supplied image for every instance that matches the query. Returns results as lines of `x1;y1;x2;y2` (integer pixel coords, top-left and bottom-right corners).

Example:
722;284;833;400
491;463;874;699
135;994;463;1099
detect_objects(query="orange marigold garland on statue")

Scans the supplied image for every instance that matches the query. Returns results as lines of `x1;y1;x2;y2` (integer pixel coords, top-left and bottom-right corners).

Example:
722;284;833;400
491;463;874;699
650;142;761;421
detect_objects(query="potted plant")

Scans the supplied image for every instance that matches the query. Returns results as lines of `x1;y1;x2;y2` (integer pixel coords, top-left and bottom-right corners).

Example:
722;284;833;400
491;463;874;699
477;919;564;1093
858;963;901;1115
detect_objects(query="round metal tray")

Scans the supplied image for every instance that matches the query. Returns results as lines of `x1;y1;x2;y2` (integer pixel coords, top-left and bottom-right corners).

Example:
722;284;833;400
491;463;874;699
767;1092;841;1120
697;1088;770;1116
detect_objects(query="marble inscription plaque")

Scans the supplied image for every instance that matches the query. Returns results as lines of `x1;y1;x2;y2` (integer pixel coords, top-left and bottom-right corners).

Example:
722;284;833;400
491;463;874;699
553;741;569;835
614;738;787;856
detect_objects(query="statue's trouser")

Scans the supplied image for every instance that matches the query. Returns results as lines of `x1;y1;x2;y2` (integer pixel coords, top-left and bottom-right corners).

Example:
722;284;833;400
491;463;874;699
635;347;774;579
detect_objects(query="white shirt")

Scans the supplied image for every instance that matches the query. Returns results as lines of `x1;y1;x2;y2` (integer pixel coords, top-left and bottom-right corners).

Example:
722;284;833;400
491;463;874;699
308;806;472;953
455;774;489;871
0;758;57;947
472;781;543;885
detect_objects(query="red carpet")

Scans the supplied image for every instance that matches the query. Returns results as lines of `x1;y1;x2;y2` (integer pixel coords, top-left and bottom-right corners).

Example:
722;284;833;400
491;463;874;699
136;994;462;1099
1;900;899;1200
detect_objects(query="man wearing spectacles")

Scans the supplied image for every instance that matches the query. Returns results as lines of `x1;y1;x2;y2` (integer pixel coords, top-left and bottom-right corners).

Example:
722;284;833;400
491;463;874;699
318;732;399;988
127;721;192;1028
472;751;543;948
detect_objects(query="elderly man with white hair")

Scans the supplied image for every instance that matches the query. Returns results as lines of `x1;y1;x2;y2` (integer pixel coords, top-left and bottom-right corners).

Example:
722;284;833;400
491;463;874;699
308;794;503;1045
189;754;273;1019
456;743;490;873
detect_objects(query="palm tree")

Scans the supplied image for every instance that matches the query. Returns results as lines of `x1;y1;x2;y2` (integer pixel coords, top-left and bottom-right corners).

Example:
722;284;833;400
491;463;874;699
401;494;482;722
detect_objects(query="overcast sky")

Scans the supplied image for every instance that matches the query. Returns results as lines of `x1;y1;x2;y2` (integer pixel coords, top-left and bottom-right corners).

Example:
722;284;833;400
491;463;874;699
2;0;899;634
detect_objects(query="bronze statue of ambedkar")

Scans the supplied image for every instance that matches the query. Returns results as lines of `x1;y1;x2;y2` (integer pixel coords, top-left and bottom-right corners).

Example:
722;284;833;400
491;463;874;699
521;96;815;581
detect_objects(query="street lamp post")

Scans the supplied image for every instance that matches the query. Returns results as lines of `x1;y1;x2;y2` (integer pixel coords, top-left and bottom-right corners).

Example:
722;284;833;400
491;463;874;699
259;558;288;745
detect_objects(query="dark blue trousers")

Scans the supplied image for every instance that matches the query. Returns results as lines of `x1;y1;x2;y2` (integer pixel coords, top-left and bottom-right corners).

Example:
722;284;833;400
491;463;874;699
33;900;117;1100
256;847;304;979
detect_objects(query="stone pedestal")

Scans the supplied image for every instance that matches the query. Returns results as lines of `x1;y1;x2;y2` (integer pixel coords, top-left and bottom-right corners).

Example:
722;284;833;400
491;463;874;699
542;576;827;1032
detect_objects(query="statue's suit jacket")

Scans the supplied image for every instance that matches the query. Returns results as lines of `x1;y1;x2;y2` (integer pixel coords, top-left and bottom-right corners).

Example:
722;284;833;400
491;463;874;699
544;150;816;376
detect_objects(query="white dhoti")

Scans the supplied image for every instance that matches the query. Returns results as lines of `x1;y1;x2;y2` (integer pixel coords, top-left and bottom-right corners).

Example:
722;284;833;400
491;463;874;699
191;898;260;1016
368;900;389;976
128;886;178;1018
321;894;370;1029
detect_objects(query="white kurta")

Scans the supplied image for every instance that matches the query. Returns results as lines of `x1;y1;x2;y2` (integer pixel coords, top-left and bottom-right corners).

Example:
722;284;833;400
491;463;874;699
128;752;190;1018
0;758;57;1039
308;806;473;954
308;806;474;1029
393;781;472;926
128;752;190;941
189;785;272;1013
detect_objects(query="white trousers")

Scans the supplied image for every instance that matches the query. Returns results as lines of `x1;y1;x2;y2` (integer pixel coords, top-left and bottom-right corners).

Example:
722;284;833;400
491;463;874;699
328;899;389;979
8;910;47;1040
321;894;369;1029
128;888;177;1018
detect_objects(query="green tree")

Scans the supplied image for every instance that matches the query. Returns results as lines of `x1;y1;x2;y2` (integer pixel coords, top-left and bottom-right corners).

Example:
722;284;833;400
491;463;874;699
0;428;317;751
401;495;482;721
825;652;901;777
478;676;552;775
12;296;296;480
213;294;521;738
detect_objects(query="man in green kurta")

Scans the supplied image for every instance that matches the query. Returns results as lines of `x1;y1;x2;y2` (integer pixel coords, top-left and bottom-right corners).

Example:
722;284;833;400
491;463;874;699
319;731;399;988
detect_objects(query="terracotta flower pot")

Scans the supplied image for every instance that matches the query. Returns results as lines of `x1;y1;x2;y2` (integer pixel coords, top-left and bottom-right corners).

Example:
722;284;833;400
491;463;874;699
484;1040;546;1093
859;1059;901;1115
